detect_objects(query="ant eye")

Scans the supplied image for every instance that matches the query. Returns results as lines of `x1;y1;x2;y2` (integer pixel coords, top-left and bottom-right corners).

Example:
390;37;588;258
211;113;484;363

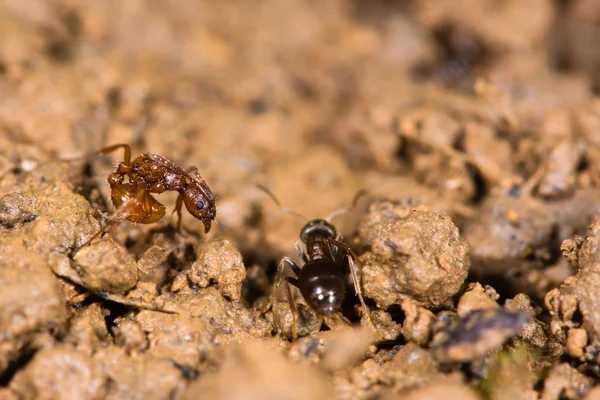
195;200;205;210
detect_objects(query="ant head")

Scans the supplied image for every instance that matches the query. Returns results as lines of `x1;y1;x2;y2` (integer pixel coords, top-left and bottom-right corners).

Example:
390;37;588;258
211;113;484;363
182;181;216;233
300;219;337;243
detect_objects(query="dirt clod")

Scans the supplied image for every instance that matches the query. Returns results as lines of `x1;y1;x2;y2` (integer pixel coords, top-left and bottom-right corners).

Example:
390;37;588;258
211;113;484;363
457;282;500;317
0;193;38;227
186;239;246;301
72;238;139;293
546;216;600;362
10;346;106;400
271;301;321;340
541;363;593;400
401;299;435;346
182;340;336;400
360;207;470;309
393;381;481;400
0;242;68;374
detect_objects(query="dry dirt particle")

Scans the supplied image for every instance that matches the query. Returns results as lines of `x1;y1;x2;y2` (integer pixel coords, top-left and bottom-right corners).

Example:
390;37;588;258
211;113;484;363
463;189;556;277
457;282;500;317
133;309;214;370
320;326;375;372
565;328;587;360
540;363;594;400
271;301;321;340
10;346;106;400
573;215;600;268
0;240;68;374
585;386;600;400
185;238;247;301
285;327;377;374
182;340;336;400
0;170;103;376
111;317;148;354
480;343;538;400
401;299;434;346
63;302;111;355
386;381;481;400
131;285;272;371
0;177;100;252
377;342;463;395
71;238;139;293
0;193;38;227
360;208;470;309
546;216;600;362
504;293;548;349
93;346;185;400
368;309;402;341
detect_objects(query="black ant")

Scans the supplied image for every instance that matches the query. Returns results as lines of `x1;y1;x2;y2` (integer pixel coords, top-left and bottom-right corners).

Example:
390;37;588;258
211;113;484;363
258;185;380;343
65;143;216;243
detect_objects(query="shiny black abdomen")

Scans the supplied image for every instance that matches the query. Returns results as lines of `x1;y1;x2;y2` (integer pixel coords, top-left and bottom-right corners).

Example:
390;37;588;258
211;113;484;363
299;259;345;316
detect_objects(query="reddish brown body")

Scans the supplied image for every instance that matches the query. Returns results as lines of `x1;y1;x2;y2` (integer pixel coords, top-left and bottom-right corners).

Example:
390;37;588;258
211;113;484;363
78;144;216;237
107;151;216;232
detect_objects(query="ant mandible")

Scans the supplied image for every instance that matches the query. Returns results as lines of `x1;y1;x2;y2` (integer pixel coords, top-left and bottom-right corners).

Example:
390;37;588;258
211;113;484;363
68;144;216;242
258;185;380;343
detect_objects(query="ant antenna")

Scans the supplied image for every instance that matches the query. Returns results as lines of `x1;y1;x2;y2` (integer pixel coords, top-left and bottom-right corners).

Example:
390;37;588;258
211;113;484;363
256;184;309;222
325;189;368;223
187;166;211;186
61;144;132;164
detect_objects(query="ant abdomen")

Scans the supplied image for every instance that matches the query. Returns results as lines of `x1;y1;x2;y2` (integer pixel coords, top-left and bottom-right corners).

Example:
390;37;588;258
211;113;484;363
299;259;345;317
111;183;165;224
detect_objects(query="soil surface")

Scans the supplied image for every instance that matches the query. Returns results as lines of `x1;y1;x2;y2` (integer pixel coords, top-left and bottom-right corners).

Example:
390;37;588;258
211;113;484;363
1;1;600;399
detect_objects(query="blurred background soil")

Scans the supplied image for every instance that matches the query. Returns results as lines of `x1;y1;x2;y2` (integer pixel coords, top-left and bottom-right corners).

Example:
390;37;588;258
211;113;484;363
2;0;600;399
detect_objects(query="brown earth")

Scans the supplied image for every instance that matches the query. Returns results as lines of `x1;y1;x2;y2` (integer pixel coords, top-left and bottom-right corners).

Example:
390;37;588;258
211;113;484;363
1;1;600;399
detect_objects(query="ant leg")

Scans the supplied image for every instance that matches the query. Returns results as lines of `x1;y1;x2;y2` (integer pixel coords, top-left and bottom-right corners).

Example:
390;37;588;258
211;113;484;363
328;239;382;340
61;143;132;165
284;277;300;344
259;257;300;313
294;241;309;263
173;194;184;231
327;239;360;267
346;254;382;340
77;227;108;250
98;144;132;165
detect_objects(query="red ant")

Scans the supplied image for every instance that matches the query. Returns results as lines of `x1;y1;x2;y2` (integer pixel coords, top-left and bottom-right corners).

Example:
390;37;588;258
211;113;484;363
258;185;380;343
67;144;216;243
